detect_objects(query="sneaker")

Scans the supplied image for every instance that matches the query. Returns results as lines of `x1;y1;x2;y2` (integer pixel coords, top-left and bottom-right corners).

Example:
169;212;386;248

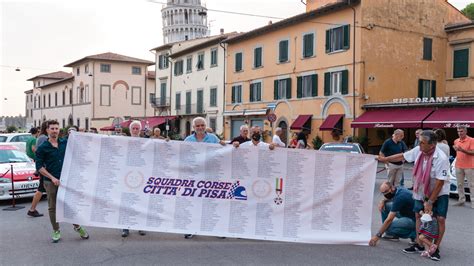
184;234;194;239
27;210;44;217
74;226;89;239
403;243;425;254
430;249;441;261
382;233;400;241
122;229;129;237
409;238;417;245
52;230;61;243
138;230;146;236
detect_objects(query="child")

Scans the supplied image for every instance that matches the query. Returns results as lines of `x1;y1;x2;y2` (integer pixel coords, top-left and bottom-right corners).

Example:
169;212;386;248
418;211;439;258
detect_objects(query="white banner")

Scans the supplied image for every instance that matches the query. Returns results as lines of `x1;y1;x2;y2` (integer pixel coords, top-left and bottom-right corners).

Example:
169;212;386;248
57;133;377;245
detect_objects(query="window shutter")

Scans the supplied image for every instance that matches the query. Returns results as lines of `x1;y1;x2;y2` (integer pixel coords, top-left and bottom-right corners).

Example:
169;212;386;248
286;78;292;99
324;72;331;96
235;53;242;71
304;34;313;57
325;30;331;53
453;49;469;78
257;84;261;101
431;80;436;98
418;79;423;98
249;83;254;102
231;86;236;103
297;76;303;98
423;38;432;60
279;41;288;62
312;74;318;97
343;25;350;50
274;80;279;100
341;70;349;95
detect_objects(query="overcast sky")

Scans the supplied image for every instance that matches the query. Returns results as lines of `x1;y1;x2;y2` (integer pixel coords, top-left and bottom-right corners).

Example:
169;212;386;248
0;0;470;117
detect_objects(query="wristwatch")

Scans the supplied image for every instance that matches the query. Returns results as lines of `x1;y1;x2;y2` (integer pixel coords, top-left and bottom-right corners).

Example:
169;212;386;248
376;232;382;238
427;199;434;205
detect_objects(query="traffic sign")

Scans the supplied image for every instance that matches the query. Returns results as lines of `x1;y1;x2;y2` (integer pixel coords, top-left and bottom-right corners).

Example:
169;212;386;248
267;113;277;122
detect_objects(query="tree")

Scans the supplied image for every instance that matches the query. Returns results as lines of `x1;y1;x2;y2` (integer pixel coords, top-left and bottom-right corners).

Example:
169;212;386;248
6;126;17;133
462;3;474;20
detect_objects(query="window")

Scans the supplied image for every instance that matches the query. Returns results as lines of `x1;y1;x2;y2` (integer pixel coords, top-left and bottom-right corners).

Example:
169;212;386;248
76;67;80;76
209;118;216;132
418;79;436;98
303;33;314;58
231;85;242;103
62;119;65;129
254;47;262;68
279;40;289;63
48;93;51;107
186;91;191;114
85;85;89;102
175;92;181;110
77;118;80;128
160;82;167;106
55;92;58;106
43;95;45;108
79;87;85;103
250;82;262;102
453;48;469;78
132;66;141;75
39;96;41;108
197;53;204;70
324;70;348;96
186;56;192;73
210;87;217;107
132;87;141;105
210;48;218;67
197;90;204;113
85;64;89;74
326;25;350;53
235;52;243;72
423;38;432;61
100;64;111;73
69;89;72;104
158;54;169;69
100;85;111;106
297;74;318;98
273;78;291;99
174;60;183;76
62;91;65;105
85;118;89;131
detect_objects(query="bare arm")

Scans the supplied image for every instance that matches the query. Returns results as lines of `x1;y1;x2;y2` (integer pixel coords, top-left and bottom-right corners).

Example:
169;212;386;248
38;167;60;186
369;211;396;246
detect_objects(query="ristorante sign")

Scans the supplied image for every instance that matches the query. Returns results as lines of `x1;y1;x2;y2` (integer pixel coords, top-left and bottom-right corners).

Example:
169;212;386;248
393;96;458;104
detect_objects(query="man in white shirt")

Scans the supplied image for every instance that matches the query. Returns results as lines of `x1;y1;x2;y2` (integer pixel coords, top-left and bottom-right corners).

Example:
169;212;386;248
272;127;286;148
234;126;275;150
378;130;449;261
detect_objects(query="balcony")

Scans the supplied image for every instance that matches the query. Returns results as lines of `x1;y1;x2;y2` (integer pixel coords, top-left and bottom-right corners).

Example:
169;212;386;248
176;104;205;116
149;94;170;108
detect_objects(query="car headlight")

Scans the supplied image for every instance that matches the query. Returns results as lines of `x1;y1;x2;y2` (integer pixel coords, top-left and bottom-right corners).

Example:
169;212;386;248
0;178;11;183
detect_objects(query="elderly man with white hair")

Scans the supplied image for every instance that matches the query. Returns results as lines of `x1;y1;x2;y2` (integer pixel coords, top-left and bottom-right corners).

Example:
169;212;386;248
272;127;286;148
234;126;275;150
231;125;250;145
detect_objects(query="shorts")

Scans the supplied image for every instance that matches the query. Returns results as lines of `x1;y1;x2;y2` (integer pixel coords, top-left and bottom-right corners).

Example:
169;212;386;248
413;195;449;218
37;176;46;193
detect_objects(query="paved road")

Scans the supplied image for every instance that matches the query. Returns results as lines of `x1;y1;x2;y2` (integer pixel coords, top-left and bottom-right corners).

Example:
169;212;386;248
1;168;472;265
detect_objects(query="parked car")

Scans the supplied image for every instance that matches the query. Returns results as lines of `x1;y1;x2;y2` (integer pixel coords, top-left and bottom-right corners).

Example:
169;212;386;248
0;144;39;201
319;142;365;154
0;133;32;152
448;158;470;200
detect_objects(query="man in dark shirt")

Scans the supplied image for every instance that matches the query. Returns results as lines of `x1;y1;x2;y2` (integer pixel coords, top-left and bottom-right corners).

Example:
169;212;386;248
231;125;250;144
380;129;408;186
36;120;89;243
369;181;416;246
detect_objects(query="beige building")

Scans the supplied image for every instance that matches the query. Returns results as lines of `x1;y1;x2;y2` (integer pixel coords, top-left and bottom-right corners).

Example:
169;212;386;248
29;53;155;130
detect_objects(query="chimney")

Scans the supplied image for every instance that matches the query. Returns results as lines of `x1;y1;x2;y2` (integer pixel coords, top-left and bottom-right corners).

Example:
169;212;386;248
268;20;273;25
220;28;224;35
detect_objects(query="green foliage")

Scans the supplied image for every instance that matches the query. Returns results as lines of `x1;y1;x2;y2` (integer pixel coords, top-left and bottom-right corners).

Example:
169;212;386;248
312;135;323;150
6;125;17;133
462;3;474;20
122;127;130;136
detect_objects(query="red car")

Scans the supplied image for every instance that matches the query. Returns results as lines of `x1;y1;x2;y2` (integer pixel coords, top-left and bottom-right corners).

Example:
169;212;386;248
0;144;39;200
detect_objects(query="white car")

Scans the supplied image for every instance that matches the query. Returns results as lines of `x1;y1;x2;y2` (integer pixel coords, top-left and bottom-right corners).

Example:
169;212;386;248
449;158;470;199
0;133;32;152
0;145;39;201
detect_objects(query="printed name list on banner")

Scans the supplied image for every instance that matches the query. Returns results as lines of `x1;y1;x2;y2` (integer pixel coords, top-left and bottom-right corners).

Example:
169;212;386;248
57;133;377;245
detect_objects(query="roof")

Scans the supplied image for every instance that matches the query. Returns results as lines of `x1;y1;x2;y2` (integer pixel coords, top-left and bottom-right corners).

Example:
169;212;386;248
64;52;154;67
445;21;474;32
27;71;72;81
147;71;155;79
169;32;241;58
37;76;74;89
225;0;360;44
150;43;173;52
24;89;33;94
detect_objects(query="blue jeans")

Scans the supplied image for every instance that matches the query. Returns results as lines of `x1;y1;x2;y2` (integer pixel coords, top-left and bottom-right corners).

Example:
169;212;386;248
381;201;416;239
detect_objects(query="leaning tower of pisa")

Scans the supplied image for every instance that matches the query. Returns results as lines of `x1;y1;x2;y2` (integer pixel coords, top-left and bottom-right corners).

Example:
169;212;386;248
162;0;209;44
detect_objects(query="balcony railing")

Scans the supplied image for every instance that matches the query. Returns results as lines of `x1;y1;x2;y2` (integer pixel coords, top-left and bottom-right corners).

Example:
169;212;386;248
176;104;205;115
149;94;171;108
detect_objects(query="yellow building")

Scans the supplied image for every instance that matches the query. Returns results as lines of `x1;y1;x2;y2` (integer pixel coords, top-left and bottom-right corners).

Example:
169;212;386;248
224;0;472;151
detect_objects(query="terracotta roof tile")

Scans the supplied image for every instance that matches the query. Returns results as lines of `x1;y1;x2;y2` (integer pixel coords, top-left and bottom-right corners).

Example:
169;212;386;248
27;71;72;81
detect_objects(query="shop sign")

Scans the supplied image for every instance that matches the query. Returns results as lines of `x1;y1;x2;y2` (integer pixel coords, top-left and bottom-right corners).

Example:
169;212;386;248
374;124;394;128
444;123;471;128
392;96;458;104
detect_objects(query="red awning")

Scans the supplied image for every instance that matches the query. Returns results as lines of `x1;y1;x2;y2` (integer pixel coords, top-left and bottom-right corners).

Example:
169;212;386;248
351;108;434;128
99;125;116;131
290;115;312;130
423;108;474;128
320;114;344;131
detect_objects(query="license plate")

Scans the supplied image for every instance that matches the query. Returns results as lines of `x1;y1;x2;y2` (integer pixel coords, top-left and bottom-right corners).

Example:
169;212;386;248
20;183;38;189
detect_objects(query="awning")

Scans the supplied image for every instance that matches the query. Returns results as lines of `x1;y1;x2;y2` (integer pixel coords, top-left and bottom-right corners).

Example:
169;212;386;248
423;107;474;128
320;114;344;131
244;109;267;116
120;116;176;129
223;110;244;117
290;115;312;130
99;125;116;131
351;108;434;128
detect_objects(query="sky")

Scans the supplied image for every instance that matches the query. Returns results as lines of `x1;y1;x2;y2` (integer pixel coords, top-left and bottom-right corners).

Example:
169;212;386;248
0;0;470;117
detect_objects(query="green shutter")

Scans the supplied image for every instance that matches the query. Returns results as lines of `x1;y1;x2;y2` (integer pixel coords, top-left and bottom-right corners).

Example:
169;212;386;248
231;86;236;103
274;80;279;100
249;83;254;102
257;83;261;101
297;76;303;98
279;40;288;62
341;70;349;95
312;74;318;97
286;78;292;99
418;79;424;98
324;72;331;96
235;53;242;71
304;34;313;57
431;80;436;98
254;48;262;67
453;49;469;78
423;38;432;61
343;25;350;50
325;30;331;53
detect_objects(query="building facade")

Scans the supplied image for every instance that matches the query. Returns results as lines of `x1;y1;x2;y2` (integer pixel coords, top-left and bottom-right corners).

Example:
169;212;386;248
162;0;208;44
